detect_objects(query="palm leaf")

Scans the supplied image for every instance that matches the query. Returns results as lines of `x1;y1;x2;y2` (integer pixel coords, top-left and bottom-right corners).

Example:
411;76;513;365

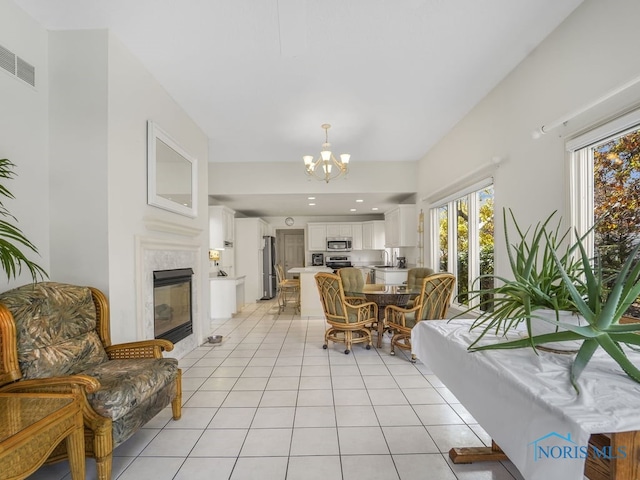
0;159;48;283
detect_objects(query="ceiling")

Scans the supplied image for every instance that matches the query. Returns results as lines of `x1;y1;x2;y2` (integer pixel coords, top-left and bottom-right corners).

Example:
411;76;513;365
13;0;583;217
209;192;416;219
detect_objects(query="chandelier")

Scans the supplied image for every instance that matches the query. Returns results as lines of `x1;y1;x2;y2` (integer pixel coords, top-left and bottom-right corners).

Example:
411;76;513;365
303;124;350;183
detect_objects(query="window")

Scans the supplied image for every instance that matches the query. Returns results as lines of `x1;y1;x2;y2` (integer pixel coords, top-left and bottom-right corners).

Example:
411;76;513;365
569;109;640;319
430;182;494;308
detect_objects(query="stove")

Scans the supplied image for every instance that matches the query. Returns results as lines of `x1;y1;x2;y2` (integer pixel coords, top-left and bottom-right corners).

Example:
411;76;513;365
325;256;352;271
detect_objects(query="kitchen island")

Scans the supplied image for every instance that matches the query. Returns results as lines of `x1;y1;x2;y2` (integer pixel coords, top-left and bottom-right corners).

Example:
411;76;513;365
370;266;408;285
288;266;332;317
210;274;246;319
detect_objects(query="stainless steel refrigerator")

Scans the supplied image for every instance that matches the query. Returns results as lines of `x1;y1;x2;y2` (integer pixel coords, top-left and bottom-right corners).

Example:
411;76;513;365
261;236;276;299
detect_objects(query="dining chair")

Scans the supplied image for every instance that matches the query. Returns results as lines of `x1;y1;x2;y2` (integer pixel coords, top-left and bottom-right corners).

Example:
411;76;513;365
405;267;435;308
275;264;300;313
337;267;367;302
385;273;455;362
314;272;377;354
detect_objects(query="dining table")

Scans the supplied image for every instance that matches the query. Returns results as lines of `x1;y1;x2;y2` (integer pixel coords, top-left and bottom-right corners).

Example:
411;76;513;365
345;284;421;347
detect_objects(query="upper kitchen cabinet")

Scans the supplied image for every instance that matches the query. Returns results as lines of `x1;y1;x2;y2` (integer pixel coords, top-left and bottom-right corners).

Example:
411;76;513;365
351;223;363;250
385;205;417;247
326;224;353;238
307;223;327;251
362;220;385;250
209;205;235;249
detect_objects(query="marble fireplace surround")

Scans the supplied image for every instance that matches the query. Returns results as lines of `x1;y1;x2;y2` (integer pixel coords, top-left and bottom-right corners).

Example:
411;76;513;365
136;222;204;359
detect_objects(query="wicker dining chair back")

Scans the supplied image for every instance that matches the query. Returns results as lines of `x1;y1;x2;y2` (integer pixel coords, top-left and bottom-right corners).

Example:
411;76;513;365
314;272;376;354
385;273;455;361
415;273;456;321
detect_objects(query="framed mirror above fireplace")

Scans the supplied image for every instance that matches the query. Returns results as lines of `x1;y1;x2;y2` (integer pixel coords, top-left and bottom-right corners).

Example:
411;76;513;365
147;121;198;218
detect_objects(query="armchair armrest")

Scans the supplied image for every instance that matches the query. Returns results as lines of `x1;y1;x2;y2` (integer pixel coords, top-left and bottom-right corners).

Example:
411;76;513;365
385;303;420;327
105;339;174;360
344;295;367;305
0;374;101;394
0;374;113;434
345;301;379;322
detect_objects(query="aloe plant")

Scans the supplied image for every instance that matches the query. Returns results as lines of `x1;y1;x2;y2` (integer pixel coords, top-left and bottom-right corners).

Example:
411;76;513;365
456;209;586;348
0;158;47;283
470;232;640;394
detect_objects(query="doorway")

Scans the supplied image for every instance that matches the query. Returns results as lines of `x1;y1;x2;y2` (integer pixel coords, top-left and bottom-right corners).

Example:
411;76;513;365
276;229;305;280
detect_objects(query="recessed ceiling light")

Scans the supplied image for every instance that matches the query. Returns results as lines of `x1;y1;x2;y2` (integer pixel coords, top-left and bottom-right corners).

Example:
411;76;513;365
372;207;379;211
356;199;363;203
350;208;357;212
308;203;316;206
308;196;315;200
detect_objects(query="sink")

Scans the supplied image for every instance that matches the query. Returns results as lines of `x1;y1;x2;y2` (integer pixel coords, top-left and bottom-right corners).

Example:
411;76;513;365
373;265;394;268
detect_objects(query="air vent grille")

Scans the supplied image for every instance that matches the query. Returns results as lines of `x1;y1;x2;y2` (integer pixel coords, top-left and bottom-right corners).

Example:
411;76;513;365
16;57;35;86
0;44;16;75
0;43;35;87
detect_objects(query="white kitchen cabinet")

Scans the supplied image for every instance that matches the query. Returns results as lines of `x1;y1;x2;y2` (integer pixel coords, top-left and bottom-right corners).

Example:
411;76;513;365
385;205;417;247
351;223;363;250
326;224;352;238
235;218;269;303
373;268;407;285
209;206;235;249
210;275;245;319
362;220;385;250
307;223;327;251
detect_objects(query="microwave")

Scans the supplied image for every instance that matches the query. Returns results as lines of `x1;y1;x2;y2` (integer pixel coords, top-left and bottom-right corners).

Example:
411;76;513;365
327;237;352;252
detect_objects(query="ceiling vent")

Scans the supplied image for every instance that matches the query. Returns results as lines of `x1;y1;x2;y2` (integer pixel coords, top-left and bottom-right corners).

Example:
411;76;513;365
0;43;35;87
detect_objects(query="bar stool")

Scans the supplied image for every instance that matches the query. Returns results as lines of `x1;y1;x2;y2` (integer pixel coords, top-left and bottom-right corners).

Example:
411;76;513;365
275;264;300;313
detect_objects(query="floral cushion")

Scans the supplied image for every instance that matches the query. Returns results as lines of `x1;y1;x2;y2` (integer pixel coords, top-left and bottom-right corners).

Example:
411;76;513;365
0;282;108;379
83;358;179;422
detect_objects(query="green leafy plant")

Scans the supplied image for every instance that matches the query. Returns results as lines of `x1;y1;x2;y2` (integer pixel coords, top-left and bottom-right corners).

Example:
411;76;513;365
456;208;586;348
0;158;47;283
469;230;640;394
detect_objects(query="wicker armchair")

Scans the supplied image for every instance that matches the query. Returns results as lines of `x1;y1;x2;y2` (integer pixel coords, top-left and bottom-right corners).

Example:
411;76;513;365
0;282;182;480
385;273;455;362
315;272;376;354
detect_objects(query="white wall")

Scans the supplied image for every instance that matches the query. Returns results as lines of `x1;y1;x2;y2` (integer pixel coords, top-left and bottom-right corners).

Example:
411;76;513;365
419;0;640;280
49;30;109;291
0;0;50;289
107;33;210;344
41;26;210;347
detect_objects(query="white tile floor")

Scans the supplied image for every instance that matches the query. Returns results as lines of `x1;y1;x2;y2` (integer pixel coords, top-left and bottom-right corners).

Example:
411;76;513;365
30;300;524;480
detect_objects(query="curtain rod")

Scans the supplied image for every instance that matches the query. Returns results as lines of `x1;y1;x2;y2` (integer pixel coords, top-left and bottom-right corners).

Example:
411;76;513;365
533;72;640;138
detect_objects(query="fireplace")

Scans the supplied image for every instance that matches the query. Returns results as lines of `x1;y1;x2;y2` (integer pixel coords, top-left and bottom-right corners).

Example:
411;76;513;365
153;268;194;344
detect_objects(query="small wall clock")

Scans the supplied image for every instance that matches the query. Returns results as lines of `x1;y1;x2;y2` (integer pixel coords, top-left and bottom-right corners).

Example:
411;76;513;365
285;217;295;226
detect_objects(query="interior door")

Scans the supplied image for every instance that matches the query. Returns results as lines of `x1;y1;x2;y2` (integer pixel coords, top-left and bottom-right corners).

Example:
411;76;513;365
277;229;304;279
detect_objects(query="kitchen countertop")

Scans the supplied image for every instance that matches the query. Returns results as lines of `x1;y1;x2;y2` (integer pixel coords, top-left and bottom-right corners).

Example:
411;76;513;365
209;273;246;281
368;266;409;272
288;266;332;273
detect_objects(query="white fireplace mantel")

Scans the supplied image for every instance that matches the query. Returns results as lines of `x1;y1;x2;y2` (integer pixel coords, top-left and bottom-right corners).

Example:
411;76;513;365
135;234;204;359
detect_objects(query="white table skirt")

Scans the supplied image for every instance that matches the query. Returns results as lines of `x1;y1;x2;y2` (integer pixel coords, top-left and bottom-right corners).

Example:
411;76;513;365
412;319;640;480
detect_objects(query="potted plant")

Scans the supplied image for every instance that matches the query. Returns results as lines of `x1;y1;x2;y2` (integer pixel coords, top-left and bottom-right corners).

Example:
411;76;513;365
456;208;587;348
0;158;47;283
469;231;640;393
462;210;640;393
